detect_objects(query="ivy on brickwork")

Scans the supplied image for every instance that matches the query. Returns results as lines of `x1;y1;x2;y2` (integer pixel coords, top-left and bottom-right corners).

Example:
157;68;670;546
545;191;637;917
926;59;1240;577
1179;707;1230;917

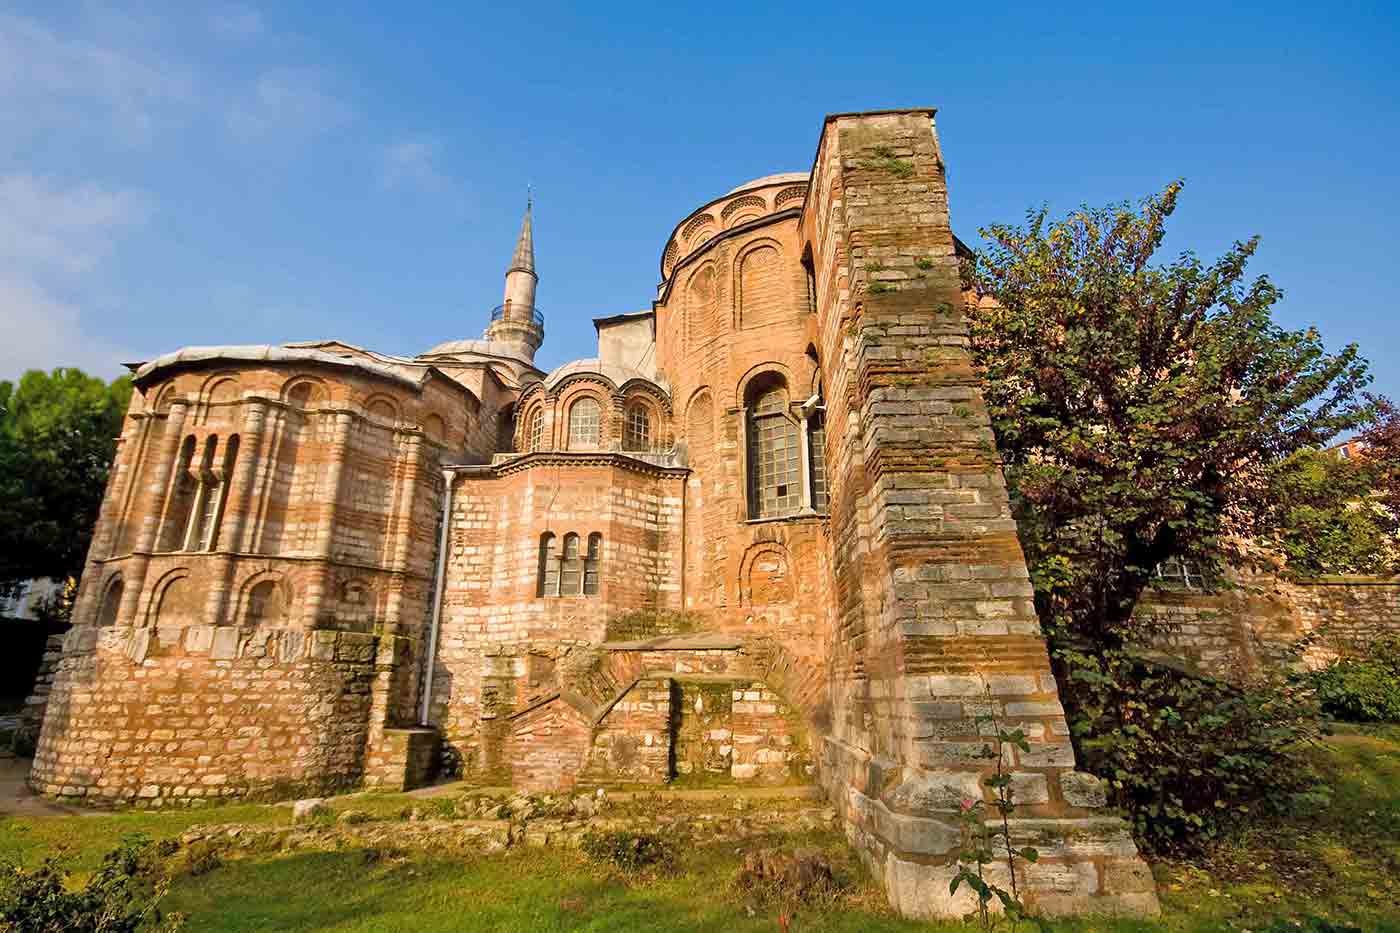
963;180;1386;850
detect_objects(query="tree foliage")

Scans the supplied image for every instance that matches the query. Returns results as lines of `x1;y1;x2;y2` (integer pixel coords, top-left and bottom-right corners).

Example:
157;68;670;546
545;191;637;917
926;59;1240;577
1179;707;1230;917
1266;446;1398;577
963;180;1376;646
0;368;132;599
963;182;1377;848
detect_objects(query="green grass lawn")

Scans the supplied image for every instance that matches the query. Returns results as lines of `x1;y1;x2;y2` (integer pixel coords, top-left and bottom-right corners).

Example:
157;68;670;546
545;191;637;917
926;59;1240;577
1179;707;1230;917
1;726;1396;932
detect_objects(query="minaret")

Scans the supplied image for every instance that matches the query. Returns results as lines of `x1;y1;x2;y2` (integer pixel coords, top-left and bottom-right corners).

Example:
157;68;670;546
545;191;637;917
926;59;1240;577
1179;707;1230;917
483;197;544;361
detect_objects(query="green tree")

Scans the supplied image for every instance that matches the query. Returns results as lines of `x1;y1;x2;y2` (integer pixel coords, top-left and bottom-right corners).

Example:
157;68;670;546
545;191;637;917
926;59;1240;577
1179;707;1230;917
1267;447;1397;577
963;180;1375;648
962;182;1379;848
0;368;133;601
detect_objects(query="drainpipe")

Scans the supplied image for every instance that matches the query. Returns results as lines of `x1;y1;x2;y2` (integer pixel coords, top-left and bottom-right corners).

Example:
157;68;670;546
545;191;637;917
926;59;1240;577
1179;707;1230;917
418;467;454;726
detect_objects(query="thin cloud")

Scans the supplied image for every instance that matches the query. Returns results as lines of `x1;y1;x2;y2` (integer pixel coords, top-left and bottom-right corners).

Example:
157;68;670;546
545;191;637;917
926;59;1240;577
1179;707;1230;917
379;138;452;191
0;12;193;149
0;278;137;380
0;174;152;380
210;5;264;41
226;67;352;143
0;175;152;275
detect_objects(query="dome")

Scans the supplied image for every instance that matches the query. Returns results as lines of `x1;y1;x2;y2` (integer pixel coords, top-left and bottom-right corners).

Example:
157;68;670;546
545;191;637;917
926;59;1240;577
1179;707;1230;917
543;358;668;394
418;339;538;367
724;172;809;197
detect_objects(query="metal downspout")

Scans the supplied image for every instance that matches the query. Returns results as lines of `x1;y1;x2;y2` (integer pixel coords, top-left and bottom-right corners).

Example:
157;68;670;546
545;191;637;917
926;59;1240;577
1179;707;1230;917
419;468;454;726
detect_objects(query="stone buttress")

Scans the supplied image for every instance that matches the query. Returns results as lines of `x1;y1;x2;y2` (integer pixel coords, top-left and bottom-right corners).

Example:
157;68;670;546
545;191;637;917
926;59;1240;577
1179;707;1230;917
801;110;1158;918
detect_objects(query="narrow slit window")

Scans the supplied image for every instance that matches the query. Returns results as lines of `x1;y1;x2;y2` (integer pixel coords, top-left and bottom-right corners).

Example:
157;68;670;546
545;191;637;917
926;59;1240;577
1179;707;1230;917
538;533;559;597
184;436;219;550
808;411;828;512
528;407;544;452
560;533;582;595
583;533;602;595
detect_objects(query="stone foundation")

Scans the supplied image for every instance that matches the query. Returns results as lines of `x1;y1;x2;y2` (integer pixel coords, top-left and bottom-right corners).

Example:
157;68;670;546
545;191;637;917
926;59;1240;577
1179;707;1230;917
30;624;385;806
364;727;439;791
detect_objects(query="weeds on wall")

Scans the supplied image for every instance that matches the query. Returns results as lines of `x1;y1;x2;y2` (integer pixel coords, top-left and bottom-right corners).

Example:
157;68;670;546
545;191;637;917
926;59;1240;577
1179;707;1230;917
950;683;1040;931
858;146;915;179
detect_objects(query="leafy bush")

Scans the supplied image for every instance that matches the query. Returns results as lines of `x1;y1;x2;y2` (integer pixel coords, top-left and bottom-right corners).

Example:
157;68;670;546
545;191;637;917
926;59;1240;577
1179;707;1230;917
1308;637;1400;723
1055;638;1326;852
579;831;677;876
0;834;182;932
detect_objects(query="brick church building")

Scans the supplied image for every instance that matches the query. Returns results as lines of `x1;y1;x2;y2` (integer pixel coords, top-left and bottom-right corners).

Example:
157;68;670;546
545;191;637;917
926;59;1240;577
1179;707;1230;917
29;110;1159;917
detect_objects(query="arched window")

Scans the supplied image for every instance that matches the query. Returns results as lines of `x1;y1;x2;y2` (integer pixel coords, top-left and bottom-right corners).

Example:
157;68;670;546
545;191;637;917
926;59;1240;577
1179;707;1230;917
200;434;239;551
567;397;601;450
746;380;800;519
96;576;124;628
245;579;287;626
527;407;545;452
560;533;583;595
808;411;828;513
584;533;602;595
538;533;559;597
184;436;219;550
623;404;651;451
160;436;198;551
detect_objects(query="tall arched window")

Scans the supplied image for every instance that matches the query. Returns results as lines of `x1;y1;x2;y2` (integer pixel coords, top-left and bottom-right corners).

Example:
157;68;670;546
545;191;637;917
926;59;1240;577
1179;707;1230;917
560;533;583;595
746;380;800;519
538;533;559;596
567;397;601;450
160;436;198;551
584;533;602;595
184;435;219;550
808;411;828;513
623;404;651;451
96;576;124;628
527;407;545;452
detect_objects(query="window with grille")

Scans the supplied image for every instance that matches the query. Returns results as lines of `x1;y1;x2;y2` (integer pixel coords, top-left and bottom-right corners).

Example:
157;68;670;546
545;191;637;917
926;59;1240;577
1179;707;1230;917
538;533;559;596
808;412;828;512
560;533;583;594
584;533;602;594
527;407;544;452
623;404;651;451
1153;557;1209;592
567;398;601;450
747;385;800;519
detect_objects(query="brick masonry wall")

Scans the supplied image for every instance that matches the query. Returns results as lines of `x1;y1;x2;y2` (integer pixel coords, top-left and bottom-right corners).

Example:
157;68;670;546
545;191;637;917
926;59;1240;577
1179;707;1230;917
801;110;1157;918
429;457;686;776
32;357;466;802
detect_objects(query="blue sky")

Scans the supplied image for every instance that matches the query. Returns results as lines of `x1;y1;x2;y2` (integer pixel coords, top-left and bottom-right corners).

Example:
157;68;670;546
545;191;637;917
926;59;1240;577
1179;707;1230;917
2;1;1397;401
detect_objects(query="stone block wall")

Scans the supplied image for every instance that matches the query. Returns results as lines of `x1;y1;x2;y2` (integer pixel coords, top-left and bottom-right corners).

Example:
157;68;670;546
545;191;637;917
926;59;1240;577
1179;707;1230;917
19;634;65;746
364;727;440;791
1139;574;1400;678
801;109;1157;918
30;625;379;806
584;677;673;784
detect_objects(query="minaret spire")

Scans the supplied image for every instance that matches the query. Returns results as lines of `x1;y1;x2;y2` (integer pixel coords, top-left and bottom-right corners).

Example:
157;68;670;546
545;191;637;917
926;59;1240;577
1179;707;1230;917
483;194;544;361
507;194;535;277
